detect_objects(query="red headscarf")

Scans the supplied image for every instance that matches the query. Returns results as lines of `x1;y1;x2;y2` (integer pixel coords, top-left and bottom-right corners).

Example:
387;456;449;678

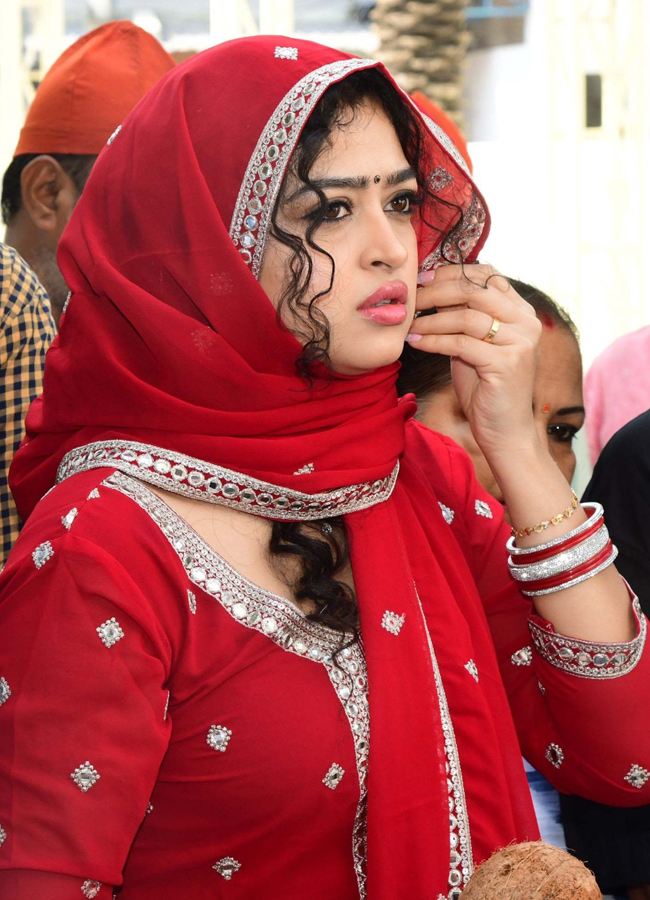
11;38;535;899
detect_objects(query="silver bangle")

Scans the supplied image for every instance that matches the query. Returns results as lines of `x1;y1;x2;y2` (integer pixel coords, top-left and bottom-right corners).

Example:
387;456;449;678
520;544;618;596
506;502;603;556
509;524;610;582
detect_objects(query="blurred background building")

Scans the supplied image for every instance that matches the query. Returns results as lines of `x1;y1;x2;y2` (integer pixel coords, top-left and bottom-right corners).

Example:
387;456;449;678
2;0;649;490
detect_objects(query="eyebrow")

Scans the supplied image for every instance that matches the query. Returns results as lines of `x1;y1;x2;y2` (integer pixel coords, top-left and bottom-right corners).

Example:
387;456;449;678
286;167;417;201
554;406;586;416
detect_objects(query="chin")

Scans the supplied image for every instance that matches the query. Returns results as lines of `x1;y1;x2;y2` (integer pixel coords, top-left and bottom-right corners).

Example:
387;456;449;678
331;337;406;376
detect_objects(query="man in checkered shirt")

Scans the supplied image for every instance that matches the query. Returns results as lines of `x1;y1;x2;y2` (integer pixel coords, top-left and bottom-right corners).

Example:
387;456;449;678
0;244;54;566
0;25;176;565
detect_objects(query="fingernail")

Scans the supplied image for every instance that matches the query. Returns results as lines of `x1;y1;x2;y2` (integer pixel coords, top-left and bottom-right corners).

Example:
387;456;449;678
417;270;436;285
405;333;422;343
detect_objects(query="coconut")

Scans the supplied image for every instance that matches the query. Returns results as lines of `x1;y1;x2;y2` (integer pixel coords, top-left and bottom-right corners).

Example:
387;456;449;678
461;841;602;899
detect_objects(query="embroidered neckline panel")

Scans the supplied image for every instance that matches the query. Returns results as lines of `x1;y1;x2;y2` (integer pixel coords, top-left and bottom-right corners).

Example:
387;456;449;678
103;471;370;898
57;440;399;522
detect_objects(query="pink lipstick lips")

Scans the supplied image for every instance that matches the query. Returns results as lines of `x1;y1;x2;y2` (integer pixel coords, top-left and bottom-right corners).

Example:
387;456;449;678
358;281;408;326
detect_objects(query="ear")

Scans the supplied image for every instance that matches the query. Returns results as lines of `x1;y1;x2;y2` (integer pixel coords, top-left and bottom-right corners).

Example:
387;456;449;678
20;155;78;232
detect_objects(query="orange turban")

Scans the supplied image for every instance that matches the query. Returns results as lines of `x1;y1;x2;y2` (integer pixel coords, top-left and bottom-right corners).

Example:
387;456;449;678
14;20;175;157
410;91;473;174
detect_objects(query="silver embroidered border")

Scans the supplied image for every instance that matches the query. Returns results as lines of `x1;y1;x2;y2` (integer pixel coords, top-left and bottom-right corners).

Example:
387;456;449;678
529;597;646;679
229;57;377;277
104;472;370;898
419;192;487;273
414;588;473;896
57;440;399;522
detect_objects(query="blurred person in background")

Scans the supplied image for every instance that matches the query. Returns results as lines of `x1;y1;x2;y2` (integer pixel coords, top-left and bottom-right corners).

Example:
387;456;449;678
0;21;174;566
584;324;650;466
1;19;175;326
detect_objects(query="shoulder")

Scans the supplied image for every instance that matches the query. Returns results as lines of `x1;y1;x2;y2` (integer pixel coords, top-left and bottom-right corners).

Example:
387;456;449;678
4;469;183;604
0;243;50;323
586;326;650;378
594;410;650;471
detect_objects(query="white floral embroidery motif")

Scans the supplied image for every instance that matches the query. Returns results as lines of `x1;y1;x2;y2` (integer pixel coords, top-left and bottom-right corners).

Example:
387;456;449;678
464;660;479;682
545;743;564;769
323;763;345;790
87;488;100;499
0;677;11;706
429;166;453;193
274;46;298;60
381;611;405;635
187;589;197;614
81;880;102;898
207;724;232;753
439;502;454;524
293;462;314;475
511;646;533;667
625;764;650;789
32;541;54;569
474;499;493;519
71;761;100;792
96;618;124;648
213;857;241;880
0;825;6;846
62;508;78;530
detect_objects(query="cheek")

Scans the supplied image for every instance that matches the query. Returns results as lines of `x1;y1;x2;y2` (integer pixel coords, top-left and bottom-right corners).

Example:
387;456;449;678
551;447;577;485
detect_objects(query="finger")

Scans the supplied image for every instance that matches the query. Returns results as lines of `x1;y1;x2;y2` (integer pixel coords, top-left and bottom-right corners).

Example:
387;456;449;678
415;282;540;332
405;331;536;368
430;264;536;317
409;307;513;344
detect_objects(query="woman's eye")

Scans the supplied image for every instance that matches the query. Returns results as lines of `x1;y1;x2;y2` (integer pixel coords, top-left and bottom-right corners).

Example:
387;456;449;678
389;192;416;214
323;201;348;220
548;423;579;444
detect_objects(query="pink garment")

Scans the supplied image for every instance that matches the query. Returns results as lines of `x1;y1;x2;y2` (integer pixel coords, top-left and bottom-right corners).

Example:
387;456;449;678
584;325;650;465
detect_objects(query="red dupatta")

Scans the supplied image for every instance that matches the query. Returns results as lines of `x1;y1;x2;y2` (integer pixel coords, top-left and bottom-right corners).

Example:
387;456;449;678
11;36;537;899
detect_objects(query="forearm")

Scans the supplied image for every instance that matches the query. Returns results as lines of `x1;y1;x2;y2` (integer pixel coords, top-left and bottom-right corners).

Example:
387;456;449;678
488;438;635;642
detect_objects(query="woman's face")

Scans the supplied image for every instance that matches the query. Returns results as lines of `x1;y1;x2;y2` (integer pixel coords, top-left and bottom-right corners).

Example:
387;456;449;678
417;323;585;509
259;98;420;376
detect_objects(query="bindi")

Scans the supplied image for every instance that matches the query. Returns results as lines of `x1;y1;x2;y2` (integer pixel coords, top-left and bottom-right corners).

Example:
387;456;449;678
374;175;381;184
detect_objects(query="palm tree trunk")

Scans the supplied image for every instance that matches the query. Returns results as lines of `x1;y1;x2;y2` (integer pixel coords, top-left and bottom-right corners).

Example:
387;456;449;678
372;0;471;130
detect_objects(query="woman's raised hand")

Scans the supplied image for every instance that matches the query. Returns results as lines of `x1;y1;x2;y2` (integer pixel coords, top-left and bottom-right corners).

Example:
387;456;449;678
407;263;542;460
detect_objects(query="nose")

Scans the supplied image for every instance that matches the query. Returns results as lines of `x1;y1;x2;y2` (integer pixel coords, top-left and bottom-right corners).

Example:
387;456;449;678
360;207;411;271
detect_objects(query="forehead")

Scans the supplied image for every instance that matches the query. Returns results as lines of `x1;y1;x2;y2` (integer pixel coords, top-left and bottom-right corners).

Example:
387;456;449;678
536;325;583;393
309;100;409;176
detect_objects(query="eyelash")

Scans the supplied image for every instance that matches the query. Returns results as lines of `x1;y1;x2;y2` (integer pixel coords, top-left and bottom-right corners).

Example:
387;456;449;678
305;190;421;224
548;423;580;444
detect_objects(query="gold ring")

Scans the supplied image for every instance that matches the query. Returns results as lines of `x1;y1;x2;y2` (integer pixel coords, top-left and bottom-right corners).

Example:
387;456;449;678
482;317;500;343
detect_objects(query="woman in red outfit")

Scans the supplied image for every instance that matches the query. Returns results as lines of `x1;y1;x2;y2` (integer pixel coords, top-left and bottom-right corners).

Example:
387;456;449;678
0;36;647;900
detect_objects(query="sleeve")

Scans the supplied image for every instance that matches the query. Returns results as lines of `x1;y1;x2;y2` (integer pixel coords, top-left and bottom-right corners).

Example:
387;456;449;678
0;531;173;897
431;426;650;808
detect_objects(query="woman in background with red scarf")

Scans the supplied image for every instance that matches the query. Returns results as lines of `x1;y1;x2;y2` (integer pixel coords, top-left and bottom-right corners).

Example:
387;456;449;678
0;36;647;900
